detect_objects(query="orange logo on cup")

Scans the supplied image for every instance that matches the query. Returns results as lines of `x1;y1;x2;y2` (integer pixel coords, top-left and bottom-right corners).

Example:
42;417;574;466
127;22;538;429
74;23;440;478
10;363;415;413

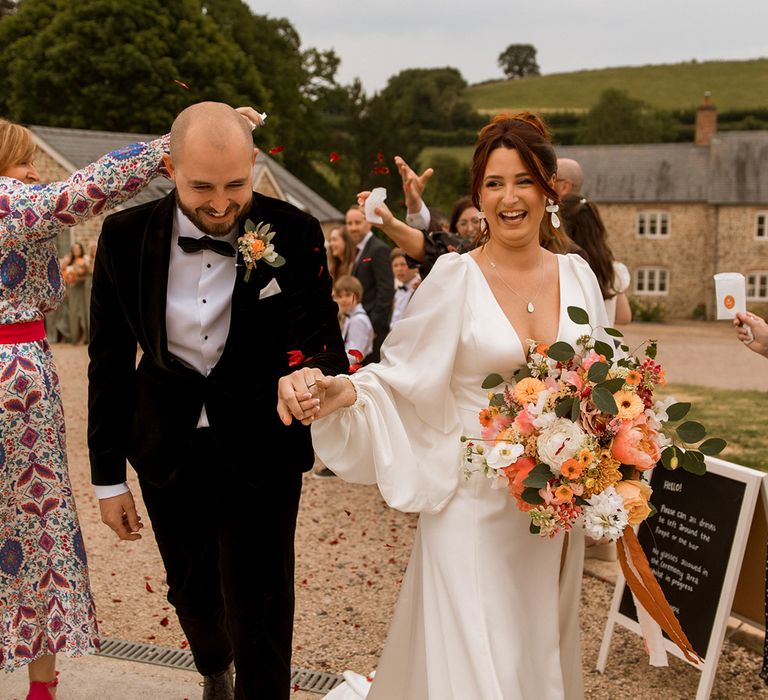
724;295;735;309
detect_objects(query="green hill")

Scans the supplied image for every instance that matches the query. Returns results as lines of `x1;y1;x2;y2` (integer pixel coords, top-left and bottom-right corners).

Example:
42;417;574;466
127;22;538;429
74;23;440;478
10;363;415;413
467;59;768;113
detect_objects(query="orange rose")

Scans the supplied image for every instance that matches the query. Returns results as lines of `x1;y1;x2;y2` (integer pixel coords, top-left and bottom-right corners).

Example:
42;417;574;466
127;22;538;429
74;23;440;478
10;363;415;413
614;479;653;525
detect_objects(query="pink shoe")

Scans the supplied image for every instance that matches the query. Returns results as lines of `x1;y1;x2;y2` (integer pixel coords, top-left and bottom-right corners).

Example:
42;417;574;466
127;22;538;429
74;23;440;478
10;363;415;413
26;676;58;700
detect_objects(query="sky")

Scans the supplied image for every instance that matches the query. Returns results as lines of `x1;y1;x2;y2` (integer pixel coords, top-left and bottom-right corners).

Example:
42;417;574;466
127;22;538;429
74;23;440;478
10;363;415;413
245;1;767;93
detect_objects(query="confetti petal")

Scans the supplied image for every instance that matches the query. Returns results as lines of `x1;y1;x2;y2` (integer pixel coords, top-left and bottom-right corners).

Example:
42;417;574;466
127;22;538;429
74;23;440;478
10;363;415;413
160;616;170;627
287;350;305;367
145;581;154;593
329;151;340;163
174;79;190;90
269;145;285;155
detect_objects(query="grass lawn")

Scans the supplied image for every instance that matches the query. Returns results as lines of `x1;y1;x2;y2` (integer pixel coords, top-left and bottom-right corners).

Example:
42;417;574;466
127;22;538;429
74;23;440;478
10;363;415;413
467;59;768;113
659;383;768;471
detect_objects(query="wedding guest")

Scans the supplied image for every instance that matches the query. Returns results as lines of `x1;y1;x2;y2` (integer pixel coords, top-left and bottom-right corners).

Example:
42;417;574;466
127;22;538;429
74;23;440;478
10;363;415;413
334;275;373;365
390;248;420;327
63;242;89;344
560;193;632;326
449;196;482;241
734;311;768;358
346;206;394;363
327;225;355;280
84;241;97;330
44;256;71;343
88;102;346;700
556;158;584;198
0;116;171;700
308;112;608;699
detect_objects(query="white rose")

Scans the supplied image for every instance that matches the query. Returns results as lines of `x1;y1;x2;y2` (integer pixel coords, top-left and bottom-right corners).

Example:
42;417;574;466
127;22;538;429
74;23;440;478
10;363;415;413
485;442;525;470
536;418;585;474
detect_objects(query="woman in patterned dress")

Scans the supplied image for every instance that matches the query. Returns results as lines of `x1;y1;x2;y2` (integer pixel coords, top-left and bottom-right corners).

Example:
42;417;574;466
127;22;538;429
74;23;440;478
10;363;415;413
0;117;170;699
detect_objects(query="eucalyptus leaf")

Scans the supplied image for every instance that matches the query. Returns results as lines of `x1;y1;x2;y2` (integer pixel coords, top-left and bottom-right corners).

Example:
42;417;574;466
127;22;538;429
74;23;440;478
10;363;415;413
660;445;678;470
575;496;588;507
599;378;626;394
591;386;618;415
648;503;658;517
587;362;610;383
665;402;691;422
482;373;504;389
523;471;549;489
604;327;624;337
676;421;706;444
567;306;590;325
570;394;580;422
682;450;706;475
521;487;545;505
267;254;286;268
529;522;541;535
593;339;614;362
244;219;257;232
555;397;575;418
489;393;506;408
514;366;532;381
547;342;575;362
698;438;726;456
646;341;658;360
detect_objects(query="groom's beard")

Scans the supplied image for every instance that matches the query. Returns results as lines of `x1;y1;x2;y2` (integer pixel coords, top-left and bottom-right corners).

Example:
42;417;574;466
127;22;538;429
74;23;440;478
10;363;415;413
176;190;252;238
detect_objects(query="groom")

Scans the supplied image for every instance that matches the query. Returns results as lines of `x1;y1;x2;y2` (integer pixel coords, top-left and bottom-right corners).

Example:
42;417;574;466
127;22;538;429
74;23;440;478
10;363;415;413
88;102;347;699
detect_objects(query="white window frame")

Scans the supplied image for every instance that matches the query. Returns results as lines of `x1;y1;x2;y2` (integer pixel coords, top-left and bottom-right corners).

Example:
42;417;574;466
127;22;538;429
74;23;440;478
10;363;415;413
636;211;670;238
755;212;768;240
747;271;768;301
635;266;669;296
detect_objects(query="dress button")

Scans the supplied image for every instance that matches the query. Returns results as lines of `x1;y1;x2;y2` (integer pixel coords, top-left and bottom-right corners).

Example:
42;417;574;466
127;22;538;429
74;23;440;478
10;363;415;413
202;299;207;304
204;335;208;340
207;264;211;269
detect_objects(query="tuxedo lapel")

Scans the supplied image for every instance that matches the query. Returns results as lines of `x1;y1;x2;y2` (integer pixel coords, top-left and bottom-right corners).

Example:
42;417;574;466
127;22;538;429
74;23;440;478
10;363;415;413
138;193;175;363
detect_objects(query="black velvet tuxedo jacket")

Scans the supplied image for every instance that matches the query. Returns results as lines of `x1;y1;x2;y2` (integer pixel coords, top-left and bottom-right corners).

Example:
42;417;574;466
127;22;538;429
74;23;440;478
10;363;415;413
88;191;347;488
351;234;394;335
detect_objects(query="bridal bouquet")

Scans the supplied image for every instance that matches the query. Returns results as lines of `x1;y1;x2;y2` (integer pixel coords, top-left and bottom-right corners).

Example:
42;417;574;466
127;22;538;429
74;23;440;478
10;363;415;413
461;306;725;541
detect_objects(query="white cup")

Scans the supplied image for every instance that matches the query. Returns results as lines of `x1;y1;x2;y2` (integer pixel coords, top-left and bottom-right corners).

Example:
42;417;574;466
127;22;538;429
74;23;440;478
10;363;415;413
713;272;746;320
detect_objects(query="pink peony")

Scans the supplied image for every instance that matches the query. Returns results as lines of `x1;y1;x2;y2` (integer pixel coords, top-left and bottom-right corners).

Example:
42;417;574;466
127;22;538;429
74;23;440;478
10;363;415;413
514;406;536;435
611;414;661;471
581;350;605;372
561;370;583;393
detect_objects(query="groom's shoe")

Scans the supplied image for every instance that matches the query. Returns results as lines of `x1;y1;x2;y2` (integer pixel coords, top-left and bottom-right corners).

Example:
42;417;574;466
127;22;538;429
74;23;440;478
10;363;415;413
201;664;234;700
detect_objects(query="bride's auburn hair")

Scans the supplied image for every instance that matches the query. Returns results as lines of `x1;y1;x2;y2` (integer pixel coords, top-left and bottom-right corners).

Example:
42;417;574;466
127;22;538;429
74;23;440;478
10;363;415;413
470;112;570;252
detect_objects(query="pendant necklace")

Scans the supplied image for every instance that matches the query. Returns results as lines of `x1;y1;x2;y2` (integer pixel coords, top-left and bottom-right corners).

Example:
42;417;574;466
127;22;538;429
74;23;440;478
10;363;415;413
483;244;545;314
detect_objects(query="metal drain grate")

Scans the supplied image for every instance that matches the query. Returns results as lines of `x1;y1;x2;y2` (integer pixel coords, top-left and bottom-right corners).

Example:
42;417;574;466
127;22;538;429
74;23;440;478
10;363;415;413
97;637;343;694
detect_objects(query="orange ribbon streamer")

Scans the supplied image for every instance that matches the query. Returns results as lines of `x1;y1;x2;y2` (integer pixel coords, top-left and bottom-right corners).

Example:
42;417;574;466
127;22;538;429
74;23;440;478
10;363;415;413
617;527;703;665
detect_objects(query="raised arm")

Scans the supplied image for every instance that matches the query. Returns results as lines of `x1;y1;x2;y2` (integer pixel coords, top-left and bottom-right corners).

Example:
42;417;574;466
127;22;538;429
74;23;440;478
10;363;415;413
1;134;170;243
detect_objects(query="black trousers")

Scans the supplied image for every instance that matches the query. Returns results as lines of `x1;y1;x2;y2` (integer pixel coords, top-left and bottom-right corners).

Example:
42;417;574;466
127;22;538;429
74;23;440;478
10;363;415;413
139;429;303;699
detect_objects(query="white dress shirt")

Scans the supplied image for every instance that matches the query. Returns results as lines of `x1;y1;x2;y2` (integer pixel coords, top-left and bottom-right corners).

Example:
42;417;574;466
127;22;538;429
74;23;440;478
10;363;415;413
354;231;374;266
342;303;374;362
391;275;420;326
94;207;238;499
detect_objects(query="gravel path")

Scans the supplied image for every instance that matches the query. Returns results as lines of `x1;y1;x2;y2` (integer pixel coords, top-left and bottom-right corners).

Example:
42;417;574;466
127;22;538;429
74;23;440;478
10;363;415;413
49;325;767;698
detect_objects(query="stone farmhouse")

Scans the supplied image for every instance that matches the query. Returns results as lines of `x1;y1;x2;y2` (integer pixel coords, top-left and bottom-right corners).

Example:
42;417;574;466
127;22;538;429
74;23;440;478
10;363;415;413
29;125;343;258
557;95;768;320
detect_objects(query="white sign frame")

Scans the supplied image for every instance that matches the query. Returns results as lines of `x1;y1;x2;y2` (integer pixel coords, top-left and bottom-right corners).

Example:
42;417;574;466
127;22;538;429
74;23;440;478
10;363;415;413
596;457;766;700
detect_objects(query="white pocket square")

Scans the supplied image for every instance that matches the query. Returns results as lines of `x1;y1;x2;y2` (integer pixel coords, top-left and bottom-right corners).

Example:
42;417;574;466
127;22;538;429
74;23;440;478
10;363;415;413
258;278;282;300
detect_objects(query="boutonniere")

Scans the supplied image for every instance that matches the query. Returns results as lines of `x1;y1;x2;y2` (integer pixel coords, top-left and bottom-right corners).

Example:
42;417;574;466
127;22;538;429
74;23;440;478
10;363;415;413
237;219;286;282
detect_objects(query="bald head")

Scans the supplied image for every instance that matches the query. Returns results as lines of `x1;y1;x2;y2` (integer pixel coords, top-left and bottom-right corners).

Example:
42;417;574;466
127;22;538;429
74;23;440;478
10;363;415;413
169;101;253;164
556;158;584;198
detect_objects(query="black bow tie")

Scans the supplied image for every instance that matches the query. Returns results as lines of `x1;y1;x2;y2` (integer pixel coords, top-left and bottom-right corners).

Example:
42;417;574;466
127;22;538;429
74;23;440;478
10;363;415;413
177;235;236;257
397;284;408;292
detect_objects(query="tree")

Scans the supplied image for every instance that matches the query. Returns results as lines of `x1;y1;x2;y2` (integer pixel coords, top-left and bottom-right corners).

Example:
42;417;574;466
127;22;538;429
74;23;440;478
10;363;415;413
578;89;677;144
0;0;269;132
498;44;540;80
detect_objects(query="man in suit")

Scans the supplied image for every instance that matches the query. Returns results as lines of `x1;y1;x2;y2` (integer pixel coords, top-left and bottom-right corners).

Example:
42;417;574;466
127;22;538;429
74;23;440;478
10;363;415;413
88;102;347;700
346;206;393;363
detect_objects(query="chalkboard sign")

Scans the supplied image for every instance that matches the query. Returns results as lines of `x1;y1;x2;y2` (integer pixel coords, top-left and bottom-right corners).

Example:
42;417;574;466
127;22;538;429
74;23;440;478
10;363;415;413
597;457;766;700
618;466;746;656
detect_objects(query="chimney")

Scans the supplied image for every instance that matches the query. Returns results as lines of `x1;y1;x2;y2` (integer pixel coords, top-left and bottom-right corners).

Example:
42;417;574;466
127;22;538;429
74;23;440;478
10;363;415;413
695;91;717;146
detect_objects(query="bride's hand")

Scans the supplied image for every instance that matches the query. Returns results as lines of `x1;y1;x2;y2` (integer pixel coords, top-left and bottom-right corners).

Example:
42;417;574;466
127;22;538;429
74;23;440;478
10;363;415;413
304;375;357;425
277;367;324;426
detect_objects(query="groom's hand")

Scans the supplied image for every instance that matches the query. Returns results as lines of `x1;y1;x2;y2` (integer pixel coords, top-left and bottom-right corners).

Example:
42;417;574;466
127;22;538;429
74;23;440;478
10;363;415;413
277;367;324;425
100;491;144;541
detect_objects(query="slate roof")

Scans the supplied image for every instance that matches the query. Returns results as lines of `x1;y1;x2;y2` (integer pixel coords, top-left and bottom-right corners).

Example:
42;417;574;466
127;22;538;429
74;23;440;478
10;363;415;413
557;130;768;205
29;125;343;221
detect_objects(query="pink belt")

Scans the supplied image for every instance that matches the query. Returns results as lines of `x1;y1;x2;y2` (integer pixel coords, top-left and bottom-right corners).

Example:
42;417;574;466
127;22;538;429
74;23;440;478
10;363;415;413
0;319;46;344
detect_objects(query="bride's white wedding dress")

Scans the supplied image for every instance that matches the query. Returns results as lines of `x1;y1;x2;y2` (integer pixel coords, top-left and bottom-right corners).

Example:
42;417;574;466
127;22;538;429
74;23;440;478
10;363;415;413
312;252;609;700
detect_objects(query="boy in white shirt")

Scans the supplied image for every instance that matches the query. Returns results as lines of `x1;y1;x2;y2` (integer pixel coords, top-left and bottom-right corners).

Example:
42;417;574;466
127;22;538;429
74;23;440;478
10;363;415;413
334;275;374;364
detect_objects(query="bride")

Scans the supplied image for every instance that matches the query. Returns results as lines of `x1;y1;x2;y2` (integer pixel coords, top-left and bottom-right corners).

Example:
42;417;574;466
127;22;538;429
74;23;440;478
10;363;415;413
308;112;610;699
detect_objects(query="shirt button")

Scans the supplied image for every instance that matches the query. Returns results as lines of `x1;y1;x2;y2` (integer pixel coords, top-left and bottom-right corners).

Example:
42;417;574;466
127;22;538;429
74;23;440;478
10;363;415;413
204;335;209;340
207;263;211;269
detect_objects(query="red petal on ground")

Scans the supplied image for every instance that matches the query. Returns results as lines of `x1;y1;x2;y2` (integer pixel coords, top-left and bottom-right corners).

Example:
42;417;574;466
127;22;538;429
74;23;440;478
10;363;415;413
269;146;285;155
160;617;170;627
180;640;189;649
344;509;351;517
173;79;190;90
145;581;154;593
